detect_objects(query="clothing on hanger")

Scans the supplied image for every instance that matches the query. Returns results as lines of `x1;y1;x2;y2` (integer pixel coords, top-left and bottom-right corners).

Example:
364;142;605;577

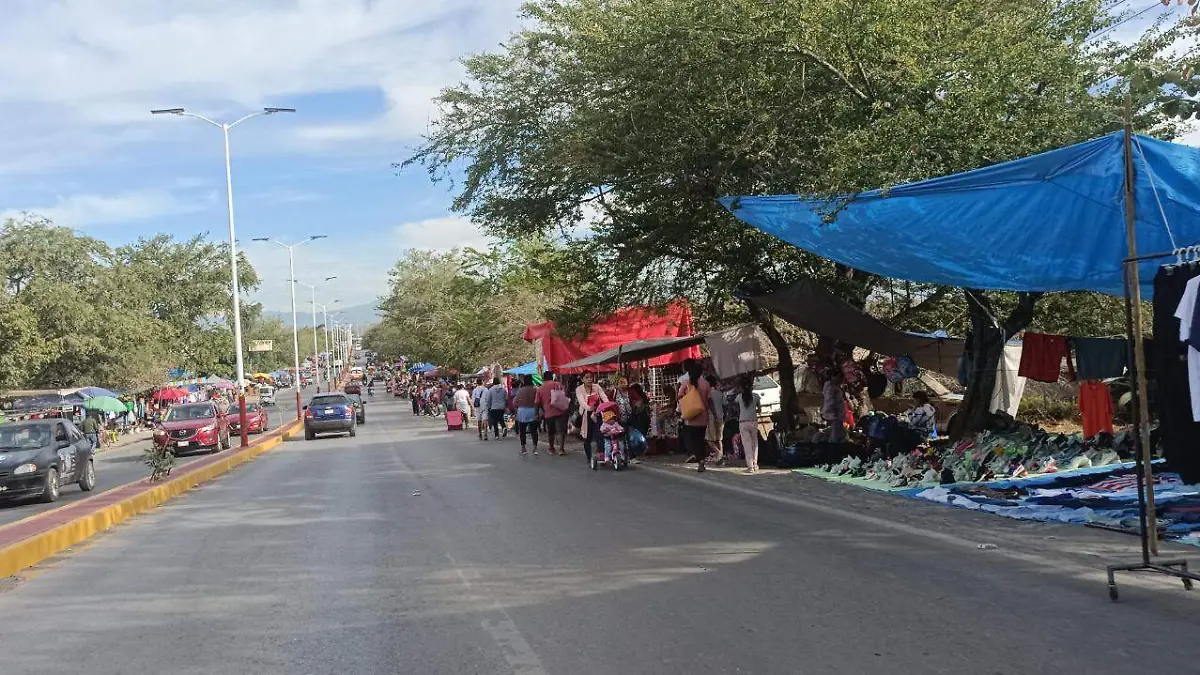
1078;380;1114;439
1175;275;1200;423
1154;264;1200;484
1071;337;1128;381
1018;332;1075;383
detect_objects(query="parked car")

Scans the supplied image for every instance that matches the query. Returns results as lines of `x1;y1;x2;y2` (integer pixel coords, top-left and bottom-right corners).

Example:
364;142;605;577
0;419;96;503
153;402;231;454
258;385;276;406
753;375;782;414
304;393;357;440
230;401;270;435
347;393;366;424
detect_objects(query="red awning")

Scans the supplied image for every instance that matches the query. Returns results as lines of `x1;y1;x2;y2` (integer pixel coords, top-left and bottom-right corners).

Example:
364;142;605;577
524;301;701;374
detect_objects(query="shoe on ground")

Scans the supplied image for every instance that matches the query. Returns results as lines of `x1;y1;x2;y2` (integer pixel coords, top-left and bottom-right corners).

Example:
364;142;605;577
697;464;706;473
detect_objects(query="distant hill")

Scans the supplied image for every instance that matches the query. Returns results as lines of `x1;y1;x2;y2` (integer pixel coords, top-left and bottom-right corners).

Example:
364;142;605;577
263;302;380;329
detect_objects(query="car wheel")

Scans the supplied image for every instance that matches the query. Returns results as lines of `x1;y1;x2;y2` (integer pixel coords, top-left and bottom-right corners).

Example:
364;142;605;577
78;459;97;491
220;432;231;450
305;428;315;441
40;467;60;503
349;425;357;438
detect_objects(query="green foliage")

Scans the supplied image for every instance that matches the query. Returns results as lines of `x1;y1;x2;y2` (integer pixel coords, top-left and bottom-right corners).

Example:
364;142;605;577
407;0;1199;336
367;238;561;369
0;215;263;391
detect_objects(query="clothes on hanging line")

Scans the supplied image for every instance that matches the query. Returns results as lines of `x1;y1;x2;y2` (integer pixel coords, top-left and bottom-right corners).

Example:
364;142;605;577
1071;337;1128;381
1175;274;1200;423
1017;332;1076;383
1078;380;1114;440
1154;264;1200;485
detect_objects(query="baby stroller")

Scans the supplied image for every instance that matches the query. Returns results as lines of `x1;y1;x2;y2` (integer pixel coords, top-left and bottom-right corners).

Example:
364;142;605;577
590;401;629;471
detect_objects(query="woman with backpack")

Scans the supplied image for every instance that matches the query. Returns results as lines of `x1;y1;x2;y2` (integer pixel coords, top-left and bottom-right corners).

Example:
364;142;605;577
535;371;570;455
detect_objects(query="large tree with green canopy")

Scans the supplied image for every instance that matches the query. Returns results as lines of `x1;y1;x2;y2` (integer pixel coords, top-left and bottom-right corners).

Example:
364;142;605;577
407;0;1200;434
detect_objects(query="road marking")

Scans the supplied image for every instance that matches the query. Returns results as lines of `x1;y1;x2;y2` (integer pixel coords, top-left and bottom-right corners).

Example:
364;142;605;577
446;552;549;675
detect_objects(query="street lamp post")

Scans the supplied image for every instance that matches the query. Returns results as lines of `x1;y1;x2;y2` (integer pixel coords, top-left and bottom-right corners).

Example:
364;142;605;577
252;236;326;419
321;302;342;387
153;106;295;447
295;277;337;392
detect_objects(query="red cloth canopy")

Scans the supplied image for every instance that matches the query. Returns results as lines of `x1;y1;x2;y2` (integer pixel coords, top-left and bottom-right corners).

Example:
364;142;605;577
524;301;701;374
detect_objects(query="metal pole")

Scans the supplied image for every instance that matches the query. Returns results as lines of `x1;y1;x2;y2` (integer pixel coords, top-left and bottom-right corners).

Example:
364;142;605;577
288;247;302;419
323;306;331;386
223;125;250;449
1123;107;1158;555
311;286;320;393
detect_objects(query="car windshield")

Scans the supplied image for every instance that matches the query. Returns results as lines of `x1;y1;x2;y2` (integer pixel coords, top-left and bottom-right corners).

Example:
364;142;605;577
246;403;261;412
0;423;53;450
311;396;349;407
753;376;779;390
164;404;216;421
348;394;363;404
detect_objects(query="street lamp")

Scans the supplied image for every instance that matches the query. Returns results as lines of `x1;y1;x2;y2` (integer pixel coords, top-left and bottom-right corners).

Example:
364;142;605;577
251;236;326;419
320;301;343;387
295;276;337;392
153;106;296;447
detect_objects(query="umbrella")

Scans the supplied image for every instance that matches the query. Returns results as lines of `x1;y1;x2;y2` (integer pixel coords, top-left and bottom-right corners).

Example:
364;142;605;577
77;386;121;399
82;396;128;414
152;388;188;402
211;379;236;390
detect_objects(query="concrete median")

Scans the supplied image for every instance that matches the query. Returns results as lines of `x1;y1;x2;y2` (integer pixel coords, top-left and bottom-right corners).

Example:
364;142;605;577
0;419;303;578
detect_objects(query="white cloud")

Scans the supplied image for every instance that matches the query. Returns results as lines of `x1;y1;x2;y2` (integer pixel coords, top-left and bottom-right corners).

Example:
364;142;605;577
395;215;494;251
1;189;209;228
0;0;525;174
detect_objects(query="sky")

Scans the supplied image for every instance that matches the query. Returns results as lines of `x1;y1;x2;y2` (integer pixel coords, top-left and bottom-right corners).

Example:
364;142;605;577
0;0;520;316
0;0;1191;318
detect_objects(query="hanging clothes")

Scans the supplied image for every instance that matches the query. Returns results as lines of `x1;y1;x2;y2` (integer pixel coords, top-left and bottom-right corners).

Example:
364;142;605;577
990;342;1026;417
1017;332;1075;382
1153;265;1200;484
1071;337;1128;381
1176;275;1200;422
1078;380;1114;439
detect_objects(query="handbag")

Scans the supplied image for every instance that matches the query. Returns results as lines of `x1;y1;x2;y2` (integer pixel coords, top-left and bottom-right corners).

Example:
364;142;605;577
550;387;570;411
680;383;705;421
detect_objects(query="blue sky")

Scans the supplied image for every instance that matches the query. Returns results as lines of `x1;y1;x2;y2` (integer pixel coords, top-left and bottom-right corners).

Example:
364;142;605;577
0;0;519;315
0;0;1191;318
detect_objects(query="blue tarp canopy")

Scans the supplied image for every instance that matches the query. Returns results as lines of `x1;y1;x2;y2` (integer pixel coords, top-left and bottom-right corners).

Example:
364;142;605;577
504;360;546;375
721;132;1200;298
409;363;436;374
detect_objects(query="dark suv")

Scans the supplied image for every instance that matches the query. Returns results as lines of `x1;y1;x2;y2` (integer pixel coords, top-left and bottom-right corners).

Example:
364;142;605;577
304;394;357;440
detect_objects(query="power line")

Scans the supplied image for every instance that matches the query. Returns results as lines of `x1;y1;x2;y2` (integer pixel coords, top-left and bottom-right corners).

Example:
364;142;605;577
1088;1;1172;43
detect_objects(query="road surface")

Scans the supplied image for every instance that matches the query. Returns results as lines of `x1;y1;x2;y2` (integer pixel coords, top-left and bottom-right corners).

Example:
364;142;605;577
0;390;300;526
1;395;1198;674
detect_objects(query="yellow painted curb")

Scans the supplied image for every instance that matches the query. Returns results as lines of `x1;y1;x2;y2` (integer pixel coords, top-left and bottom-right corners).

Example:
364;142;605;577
0;419;304;578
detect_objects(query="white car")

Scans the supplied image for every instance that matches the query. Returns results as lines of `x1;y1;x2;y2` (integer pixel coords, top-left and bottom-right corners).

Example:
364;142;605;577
753;375;781;414
258;385;276;406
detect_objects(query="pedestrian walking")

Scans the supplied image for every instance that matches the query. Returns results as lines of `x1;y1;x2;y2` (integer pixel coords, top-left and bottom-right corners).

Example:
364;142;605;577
453;383;473;432
472;378;490;439
735;375;762;473
513;375;539;455
535;371;570;455
575;371;608;463
486;377;509;440
677;359;714;472
81;413;100;450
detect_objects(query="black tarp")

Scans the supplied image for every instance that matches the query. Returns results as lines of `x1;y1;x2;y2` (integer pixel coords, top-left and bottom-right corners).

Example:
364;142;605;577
750;280;965;377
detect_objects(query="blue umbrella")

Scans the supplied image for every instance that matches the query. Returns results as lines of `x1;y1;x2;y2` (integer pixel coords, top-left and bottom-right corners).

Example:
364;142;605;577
77;386;121;399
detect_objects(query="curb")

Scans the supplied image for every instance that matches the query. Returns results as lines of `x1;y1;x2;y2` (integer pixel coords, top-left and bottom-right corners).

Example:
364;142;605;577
0;419;303;578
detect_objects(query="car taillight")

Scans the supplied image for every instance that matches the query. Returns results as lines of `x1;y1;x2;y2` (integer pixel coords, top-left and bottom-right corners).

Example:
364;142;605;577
305;409;313;419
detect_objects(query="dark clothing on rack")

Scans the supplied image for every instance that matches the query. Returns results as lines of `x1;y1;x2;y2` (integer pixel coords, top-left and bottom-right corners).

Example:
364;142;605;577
1018;332;1076;382
1152;266;1200;484
1072;337;1128;380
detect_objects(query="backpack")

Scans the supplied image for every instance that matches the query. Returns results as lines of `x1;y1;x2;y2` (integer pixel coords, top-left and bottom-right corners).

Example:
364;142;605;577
550;386;570;411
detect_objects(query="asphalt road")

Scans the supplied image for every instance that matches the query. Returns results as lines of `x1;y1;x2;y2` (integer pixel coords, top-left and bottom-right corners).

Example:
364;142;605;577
2;395;1199;674
0;390;301;526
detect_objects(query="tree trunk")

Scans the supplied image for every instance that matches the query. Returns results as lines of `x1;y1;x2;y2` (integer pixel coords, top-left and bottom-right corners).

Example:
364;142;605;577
948;289;1041;440
746;299;797;434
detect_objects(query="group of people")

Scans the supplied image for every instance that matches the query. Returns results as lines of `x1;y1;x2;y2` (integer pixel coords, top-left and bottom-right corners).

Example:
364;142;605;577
410;358;766;473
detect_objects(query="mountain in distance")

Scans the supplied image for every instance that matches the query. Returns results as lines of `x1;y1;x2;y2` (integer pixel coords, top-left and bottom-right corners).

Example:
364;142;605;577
262;302;381;329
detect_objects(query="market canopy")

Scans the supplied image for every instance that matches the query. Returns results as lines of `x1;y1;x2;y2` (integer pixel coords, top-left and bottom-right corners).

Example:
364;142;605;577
721;131;1200;299
750;280;964;377
525;301;701;374
504;360;546;376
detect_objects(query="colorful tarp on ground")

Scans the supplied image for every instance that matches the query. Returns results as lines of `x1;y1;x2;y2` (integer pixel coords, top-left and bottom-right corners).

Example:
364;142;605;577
721;132;1200;299
524;300;701;374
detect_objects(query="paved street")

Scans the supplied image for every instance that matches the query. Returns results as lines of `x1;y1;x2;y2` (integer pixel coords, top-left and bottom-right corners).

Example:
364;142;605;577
1;395;1199;674
0;390;301;526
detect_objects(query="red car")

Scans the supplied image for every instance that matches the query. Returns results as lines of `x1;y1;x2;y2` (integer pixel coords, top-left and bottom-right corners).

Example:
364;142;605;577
153;402;231;454
229;401;270;435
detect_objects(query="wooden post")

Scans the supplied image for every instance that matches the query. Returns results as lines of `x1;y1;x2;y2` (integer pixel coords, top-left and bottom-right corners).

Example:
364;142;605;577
1123;112;1159;555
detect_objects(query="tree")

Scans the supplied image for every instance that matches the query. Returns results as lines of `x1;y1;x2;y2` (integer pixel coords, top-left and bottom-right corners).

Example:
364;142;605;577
407;0;1200;434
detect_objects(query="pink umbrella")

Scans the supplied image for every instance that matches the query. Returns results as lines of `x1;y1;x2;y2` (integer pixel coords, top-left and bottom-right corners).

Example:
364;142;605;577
211;379;235;390
152;387;189;402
